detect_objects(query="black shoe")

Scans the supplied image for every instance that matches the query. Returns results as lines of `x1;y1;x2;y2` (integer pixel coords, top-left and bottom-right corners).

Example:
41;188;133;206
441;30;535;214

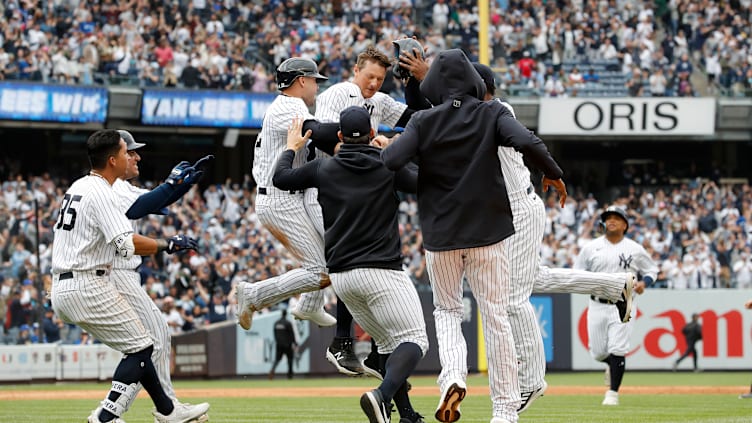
399;412;425;423
362;348;384;380
326;337;363;376
615;273;635;323
517;381;547;414
361;389;392;423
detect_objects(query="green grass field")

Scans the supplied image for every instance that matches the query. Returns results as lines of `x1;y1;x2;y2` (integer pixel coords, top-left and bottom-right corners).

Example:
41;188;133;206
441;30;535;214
1;371;750;422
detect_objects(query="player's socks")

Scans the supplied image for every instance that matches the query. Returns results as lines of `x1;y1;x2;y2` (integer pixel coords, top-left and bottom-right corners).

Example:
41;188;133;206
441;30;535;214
606;354;626;391
379;342;422;403
335;297;354;338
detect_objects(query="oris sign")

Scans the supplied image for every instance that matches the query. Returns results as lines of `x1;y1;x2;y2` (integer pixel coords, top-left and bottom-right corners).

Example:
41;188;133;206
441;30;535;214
538;98;716;136
570;290;750;370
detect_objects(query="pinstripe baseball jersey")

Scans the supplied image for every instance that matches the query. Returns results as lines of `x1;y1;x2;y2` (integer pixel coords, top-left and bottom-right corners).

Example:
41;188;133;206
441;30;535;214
112;179;147;270
495;100;533;195
575;236;658;280
52;175;134;273
252;95;314;189
315;81;406;130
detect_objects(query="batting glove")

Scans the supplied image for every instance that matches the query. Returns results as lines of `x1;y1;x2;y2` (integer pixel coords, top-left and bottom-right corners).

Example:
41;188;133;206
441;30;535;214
165;235;199;254
166;161;195;185
192;154;215;171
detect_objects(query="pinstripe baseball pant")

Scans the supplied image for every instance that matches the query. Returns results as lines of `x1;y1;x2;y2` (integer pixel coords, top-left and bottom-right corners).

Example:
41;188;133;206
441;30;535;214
330;268;428;355
243;190;327;308
426;241;520;422
51;271;152;354
294;188;330;315
111;269;175;402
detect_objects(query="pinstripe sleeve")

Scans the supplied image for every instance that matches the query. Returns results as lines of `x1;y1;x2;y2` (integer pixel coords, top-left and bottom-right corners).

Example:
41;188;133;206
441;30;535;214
97;188;136;243
376;93;407;128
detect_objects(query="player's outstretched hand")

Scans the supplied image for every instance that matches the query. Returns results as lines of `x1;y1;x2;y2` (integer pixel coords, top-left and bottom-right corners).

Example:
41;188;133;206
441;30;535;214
166;161;195;185
542;177;568;208
287;116;311;152
192;154;215;171
165;235;198;254
183;168;204;185
745;299;752;309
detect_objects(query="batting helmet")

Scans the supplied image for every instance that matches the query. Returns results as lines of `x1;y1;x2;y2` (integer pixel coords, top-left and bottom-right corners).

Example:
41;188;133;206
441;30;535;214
601;205;629;234
392;38;424;79
118;130;145;151
275;58;328;90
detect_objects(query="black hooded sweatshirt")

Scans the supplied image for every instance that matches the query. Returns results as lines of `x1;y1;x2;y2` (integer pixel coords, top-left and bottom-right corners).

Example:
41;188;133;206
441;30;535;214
272;143;417;273
381;49;564;251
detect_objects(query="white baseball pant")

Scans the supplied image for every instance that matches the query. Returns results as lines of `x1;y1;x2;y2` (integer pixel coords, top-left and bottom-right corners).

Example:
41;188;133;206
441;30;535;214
51;271;152;354
330;267;428;355
111;269;175;402
427;240;520;423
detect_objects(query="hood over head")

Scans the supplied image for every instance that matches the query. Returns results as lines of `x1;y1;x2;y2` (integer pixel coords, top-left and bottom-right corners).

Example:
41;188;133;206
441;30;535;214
420;49;485;106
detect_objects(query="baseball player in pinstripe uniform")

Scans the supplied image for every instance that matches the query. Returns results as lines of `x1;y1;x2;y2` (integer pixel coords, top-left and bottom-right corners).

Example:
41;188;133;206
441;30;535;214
382;49;565;423
274;108;428;423
471;64;637;414
300;45;424;377
111;130;211;422
575;205;657;406
50;130;205;423
235;57;339;330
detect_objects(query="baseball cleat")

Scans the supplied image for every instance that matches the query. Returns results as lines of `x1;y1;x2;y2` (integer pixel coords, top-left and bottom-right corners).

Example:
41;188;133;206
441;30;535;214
326;336;364;376
490;418;513;423
360;389;391;423
153;401;210;423
399;412;426;423
517;380;547;414
435;379;466;422
291;307;336;327
615;273;635;323
601;390;619;406
739;392;752;399
362;348;384;380
233;282;255;330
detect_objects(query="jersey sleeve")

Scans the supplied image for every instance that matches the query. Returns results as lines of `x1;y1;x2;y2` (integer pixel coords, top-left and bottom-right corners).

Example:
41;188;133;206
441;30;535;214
377;93;408;128
635;247;659;281
95;188;136;243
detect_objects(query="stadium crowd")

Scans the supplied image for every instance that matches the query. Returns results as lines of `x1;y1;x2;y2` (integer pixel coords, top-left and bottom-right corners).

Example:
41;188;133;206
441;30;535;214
0;160;751;345
0;0;743;97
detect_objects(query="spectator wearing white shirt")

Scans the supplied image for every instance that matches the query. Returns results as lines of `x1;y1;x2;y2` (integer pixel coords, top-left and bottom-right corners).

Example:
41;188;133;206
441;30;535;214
733;251;752;288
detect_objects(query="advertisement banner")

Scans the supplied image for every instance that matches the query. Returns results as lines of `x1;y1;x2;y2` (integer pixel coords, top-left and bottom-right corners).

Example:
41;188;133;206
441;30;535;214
236;310;311;375
141;89;275;128
531;296;554;362
538;98;715;136
570;289;752;370
0;345;32;381
0;82;107;123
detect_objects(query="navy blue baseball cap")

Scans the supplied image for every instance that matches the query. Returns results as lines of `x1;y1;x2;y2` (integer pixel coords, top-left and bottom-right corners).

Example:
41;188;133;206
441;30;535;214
339;106;371;138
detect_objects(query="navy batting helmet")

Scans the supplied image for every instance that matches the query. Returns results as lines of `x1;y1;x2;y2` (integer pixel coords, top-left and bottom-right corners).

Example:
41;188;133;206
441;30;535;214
601;205;629;234
392;38;424;79
276;58;328;90
118;130;145;151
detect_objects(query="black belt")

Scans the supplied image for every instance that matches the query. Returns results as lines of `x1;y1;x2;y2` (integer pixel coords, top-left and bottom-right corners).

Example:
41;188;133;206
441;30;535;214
590;295;614;304
258;187;303;195
58;270;106;280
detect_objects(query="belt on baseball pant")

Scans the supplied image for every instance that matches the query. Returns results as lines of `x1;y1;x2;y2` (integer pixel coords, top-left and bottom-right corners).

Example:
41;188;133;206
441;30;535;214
57;269;108;280
258;187;303;195
590;295;614;305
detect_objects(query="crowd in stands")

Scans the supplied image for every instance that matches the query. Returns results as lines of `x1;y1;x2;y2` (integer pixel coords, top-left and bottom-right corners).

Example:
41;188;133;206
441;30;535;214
1;161;751;345
3;0;747;97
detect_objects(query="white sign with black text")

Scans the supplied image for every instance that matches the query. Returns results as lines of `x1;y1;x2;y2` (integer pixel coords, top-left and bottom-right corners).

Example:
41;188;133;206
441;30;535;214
538;98;716;136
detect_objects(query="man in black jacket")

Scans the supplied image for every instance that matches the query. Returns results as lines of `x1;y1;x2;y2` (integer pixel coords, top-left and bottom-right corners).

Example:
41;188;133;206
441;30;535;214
273;107;428;423
269;308;297;380
381;49;566;423
674;313;703;371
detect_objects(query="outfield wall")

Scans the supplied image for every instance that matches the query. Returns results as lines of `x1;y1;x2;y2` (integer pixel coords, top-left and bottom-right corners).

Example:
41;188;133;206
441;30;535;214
1;289;750;382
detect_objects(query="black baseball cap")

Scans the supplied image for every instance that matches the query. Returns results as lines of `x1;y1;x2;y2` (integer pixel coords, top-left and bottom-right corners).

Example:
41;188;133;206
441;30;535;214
118;129;145;151
339;106;371;138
